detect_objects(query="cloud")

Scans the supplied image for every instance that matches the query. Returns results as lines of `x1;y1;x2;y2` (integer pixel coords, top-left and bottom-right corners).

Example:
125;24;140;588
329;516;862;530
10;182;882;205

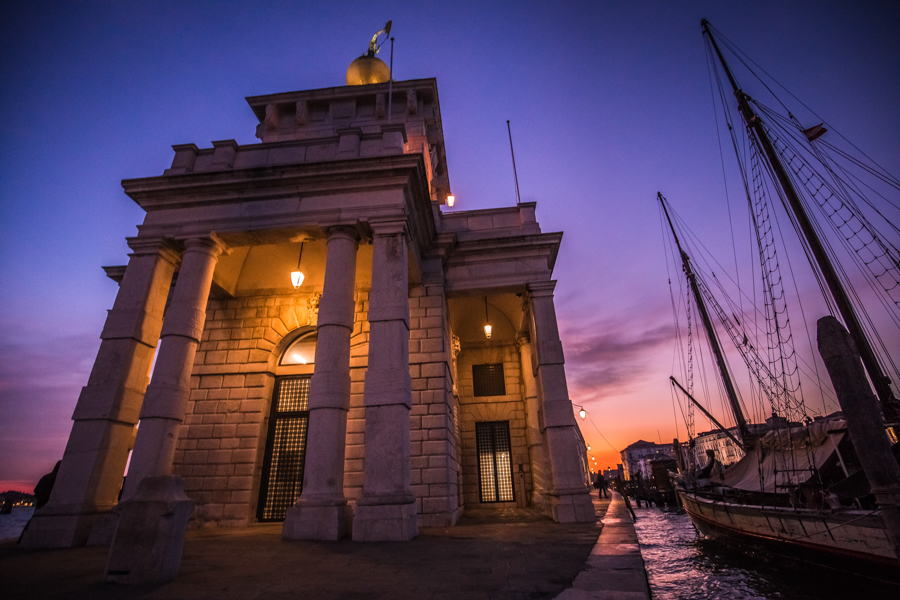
0;331;99;486
560;314;678;402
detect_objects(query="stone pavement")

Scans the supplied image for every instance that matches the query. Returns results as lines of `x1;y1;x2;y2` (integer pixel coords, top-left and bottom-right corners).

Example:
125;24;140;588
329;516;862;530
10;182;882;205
1;494;649;599
555;492;651;600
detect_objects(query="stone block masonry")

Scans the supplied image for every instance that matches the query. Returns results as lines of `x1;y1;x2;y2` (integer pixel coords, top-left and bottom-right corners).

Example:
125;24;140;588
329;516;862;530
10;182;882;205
173;283;464;529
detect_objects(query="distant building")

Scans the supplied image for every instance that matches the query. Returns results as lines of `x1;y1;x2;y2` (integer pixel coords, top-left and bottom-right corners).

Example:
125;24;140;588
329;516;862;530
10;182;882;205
690;413;799;467
620;440;675;481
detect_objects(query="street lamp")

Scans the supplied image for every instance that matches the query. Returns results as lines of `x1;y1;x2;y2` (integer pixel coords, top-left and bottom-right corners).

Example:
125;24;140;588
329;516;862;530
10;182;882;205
573;404;586;419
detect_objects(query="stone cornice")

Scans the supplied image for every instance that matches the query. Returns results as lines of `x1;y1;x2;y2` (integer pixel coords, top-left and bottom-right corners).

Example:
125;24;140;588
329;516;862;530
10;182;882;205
122;154;430;211
447;232;562;271
442;232;563;293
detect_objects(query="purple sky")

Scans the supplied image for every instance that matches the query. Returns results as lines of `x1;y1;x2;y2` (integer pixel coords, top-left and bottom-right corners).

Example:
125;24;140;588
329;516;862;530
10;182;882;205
2;1;898;489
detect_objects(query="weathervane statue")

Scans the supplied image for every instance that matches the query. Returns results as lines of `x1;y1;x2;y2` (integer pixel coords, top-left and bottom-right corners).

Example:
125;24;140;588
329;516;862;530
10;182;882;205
346;20;392;85
366;20;391;56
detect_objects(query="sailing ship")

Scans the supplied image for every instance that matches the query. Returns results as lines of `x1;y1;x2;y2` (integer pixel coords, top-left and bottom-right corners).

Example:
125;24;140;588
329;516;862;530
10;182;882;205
662;20;900;578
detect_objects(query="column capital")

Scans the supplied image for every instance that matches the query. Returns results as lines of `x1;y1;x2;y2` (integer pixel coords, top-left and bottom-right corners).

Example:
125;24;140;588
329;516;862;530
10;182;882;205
516;335;531;348
526;280;557;298
126;237;182;265
182;233;227;258
325;225;361;243
369;219;410;239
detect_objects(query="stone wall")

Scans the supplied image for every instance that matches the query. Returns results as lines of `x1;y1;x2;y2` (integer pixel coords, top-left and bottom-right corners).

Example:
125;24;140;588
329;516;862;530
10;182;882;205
456;344;532;507
408;283;462;527
172;283;463;529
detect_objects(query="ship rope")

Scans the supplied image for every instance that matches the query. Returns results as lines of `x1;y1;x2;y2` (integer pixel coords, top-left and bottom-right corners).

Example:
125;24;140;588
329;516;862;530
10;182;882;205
747;140;808;423
756;104;900;325
659;203;696;462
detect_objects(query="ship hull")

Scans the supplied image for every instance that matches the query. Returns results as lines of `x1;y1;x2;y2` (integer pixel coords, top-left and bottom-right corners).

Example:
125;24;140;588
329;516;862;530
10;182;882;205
678;489;899;579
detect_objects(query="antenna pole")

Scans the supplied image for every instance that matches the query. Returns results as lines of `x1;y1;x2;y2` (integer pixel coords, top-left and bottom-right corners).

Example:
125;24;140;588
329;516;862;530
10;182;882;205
507;120;521;206
388;37;394;124
702;19;899;422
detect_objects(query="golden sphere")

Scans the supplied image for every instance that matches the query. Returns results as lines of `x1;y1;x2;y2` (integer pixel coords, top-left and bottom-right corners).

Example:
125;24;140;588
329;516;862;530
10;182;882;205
346;55;391;85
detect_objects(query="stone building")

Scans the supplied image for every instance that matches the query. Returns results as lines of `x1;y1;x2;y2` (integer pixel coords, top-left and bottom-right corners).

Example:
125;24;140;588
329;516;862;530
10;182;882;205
620;440;675;481
22;64;593;552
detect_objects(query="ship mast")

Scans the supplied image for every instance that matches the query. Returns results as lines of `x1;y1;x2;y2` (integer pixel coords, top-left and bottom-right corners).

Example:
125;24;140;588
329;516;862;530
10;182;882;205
660;193;754;448
702;19;899;423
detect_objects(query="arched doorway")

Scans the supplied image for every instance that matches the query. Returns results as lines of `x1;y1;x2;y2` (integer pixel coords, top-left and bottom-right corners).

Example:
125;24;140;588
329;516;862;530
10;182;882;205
256;329;317;521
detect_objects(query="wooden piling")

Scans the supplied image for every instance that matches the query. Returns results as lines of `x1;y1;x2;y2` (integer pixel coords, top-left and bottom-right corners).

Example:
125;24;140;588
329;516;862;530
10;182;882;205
817;316;900;564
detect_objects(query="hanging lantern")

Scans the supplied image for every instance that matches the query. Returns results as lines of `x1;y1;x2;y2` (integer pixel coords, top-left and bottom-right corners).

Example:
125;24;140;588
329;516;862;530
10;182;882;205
446;194;455;207
291;241;306;289
574;404;586;419
483;296;492;339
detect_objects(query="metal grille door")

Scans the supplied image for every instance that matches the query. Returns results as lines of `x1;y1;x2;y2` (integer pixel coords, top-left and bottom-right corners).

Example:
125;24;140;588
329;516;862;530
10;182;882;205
475;421;515;503
257;377;310;521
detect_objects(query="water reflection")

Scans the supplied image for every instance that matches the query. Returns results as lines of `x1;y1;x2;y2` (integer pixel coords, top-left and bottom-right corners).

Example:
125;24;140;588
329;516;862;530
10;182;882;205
632;506;897;600
0;506;34;542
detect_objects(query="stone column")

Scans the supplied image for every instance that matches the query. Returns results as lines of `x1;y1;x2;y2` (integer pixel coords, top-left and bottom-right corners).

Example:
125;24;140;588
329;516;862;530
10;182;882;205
526;281;594;523
283;226;359;541
105;235;223;584
21;237;179;549
517;335;551;510
122;236;225;497
353;222;417;541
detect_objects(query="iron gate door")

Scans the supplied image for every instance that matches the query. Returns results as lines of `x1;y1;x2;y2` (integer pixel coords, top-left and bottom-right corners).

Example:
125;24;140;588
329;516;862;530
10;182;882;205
257;376;310;521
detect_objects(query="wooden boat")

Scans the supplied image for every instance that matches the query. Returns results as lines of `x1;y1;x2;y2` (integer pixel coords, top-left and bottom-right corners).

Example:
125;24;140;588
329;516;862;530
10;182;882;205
661;20;900;579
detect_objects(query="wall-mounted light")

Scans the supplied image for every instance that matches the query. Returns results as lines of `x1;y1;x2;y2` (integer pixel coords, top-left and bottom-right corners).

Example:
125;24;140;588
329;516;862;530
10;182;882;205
446;194;455;207
574;404;586;419
587;445;592;451
291;240;306;289
483;296;492;339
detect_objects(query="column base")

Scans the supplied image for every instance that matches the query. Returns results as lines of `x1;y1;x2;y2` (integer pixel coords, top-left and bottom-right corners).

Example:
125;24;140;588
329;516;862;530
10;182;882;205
549;490;596;523
352;497;418;542
282;499;349;541
104;476;195;585
19;508;106;549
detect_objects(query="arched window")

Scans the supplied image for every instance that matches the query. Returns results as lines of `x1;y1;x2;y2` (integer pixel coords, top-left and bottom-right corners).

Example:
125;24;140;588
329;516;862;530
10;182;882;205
279;330;317;366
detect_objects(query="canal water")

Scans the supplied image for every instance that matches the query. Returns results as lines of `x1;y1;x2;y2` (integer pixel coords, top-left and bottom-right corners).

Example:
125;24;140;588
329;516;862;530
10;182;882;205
0;506;34;542
632;506;898;599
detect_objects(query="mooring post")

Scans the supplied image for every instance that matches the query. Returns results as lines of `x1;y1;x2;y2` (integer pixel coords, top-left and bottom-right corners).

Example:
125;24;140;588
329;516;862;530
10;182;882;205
817;316;900;564
673;438;684;472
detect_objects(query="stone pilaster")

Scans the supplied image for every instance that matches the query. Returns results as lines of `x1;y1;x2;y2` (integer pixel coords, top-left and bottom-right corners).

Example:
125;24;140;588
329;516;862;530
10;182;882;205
283;226;359;541
353;222;417;541
526;281;594;523
21;237;180;549
517;335;551;511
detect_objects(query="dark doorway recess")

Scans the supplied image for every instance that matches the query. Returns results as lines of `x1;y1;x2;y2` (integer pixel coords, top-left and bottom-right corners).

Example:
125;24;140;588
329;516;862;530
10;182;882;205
257;376;310;521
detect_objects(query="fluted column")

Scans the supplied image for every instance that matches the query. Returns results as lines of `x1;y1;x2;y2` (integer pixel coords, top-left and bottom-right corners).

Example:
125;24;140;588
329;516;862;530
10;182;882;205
517;335;551;510
353;222;417;541
122;236;225;498
21;238;179;549
283;226;359;541
526;281;594;523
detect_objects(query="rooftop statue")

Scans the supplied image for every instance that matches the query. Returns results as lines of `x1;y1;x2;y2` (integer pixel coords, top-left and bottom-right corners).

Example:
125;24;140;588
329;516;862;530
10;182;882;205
347;21;392;85
366;20;392;57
